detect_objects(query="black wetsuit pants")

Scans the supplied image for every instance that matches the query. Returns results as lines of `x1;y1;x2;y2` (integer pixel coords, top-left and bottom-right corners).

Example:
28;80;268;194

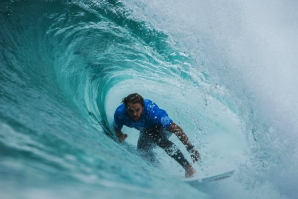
137;126;190;168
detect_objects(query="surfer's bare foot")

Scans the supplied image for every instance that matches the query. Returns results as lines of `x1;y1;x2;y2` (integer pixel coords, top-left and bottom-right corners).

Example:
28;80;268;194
185;164;196;178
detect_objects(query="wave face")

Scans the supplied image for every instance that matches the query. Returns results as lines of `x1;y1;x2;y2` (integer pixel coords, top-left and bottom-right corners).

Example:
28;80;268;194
1;0;297;198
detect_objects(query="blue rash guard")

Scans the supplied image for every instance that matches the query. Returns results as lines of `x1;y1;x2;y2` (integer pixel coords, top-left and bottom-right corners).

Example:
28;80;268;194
113;99;173;131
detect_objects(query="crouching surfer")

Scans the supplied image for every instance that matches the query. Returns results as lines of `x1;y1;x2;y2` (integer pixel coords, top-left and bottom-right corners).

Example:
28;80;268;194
113;93;200;177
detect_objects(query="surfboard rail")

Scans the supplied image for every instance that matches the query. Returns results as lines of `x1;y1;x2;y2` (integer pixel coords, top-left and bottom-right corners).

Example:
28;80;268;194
180;170;235;183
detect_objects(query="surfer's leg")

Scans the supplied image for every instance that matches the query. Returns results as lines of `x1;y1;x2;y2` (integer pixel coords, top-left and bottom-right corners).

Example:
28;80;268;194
137;131;157;163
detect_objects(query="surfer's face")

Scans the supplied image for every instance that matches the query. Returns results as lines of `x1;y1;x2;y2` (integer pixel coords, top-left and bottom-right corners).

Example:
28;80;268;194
126;102;143;122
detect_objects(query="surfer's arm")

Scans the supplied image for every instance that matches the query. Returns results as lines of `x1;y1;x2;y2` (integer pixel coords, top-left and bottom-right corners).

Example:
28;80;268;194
114;129;128;143
113;112;127;143
168;122;201;162
168;122;193;147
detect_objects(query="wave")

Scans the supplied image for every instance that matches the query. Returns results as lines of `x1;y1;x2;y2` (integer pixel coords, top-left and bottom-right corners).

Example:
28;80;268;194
1;0;298;199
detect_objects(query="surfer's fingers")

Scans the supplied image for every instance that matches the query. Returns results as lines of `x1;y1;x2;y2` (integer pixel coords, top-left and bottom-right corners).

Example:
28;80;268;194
191;154;198;162
195;150;201;159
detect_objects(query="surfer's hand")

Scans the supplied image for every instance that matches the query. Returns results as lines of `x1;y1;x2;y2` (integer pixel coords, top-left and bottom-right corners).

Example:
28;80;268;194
186;145;200;162
119;133;128;143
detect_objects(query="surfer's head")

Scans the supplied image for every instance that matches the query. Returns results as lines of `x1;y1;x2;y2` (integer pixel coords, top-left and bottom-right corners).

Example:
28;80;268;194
122;93;144;122
122;93;144;108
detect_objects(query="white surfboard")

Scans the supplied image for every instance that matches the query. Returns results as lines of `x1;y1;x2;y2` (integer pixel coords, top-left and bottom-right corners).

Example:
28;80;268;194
180;170;235;183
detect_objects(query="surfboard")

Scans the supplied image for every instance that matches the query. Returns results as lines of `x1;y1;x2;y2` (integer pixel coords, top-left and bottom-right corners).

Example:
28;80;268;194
180;170;235;183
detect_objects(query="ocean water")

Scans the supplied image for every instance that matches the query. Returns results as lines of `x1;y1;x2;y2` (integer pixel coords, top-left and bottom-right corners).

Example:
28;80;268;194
1;0;298;199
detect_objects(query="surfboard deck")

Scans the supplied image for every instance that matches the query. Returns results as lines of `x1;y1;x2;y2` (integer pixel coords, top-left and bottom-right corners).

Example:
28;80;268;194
180;170;235;183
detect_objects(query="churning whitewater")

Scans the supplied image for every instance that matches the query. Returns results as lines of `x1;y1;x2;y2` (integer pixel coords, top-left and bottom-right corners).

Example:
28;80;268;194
1;0;298;199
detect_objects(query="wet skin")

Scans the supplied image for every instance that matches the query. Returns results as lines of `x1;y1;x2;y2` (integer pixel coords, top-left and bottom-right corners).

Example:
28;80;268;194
126;102;143;122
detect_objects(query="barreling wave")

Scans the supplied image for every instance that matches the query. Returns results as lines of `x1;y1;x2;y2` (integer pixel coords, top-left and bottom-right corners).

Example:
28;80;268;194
0;1;209;198
1;0;297;199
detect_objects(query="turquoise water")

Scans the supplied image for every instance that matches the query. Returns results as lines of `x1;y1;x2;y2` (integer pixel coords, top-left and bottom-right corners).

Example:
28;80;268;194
1;0;298;198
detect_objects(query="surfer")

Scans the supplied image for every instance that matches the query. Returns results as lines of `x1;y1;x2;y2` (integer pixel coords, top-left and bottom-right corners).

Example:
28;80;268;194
113;93;200;178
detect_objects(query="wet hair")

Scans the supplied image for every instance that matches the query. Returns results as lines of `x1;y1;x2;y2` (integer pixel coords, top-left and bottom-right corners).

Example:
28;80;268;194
122;93;144;108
